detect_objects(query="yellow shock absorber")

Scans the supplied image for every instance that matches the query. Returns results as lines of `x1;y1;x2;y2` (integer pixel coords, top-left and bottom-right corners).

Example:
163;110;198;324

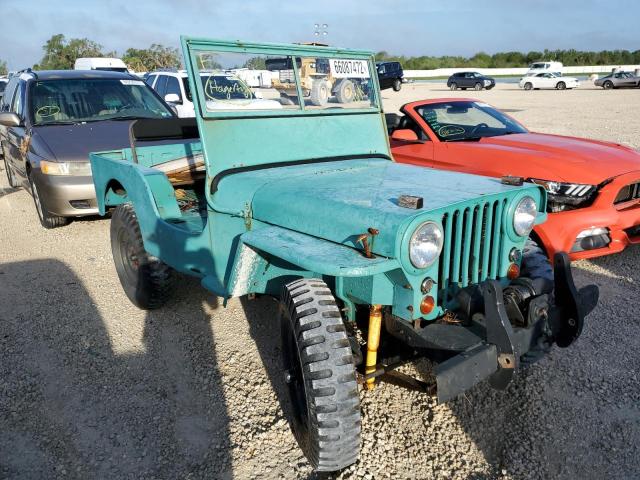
365;304;383;390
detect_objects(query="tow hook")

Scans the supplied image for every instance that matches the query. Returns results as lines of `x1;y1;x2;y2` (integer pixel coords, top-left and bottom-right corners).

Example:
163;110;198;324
551;252;599;347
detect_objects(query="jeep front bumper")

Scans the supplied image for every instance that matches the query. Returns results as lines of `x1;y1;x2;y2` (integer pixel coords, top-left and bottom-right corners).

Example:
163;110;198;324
384;253;597;403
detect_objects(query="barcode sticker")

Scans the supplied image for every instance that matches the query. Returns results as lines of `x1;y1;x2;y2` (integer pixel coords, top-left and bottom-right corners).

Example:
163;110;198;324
329;59;370;79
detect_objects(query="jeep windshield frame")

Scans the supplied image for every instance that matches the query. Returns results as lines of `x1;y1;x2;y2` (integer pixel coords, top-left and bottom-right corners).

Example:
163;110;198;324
180;37;391;186
182;38;381;119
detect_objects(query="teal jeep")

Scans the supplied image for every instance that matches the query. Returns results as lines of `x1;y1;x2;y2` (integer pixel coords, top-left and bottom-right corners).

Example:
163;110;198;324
90;38;597;472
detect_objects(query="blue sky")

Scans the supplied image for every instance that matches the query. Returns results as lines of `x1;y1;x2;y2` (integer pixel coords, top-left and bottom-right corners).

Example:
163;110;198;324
1;0;637;69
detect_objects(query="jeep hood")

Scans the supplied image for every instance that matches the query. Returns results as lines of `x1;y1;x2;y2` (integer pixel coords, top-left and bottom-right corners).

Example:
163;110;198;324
244;159;533;258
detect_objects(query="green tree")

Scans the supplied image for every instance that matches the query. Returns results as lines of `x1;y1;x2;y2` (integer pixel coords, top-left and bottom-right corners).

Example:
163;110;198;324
374;49;638;70
34;34;108;70
0;60;7;76
196;53;222;71
122;44;181;72
243;57;266;70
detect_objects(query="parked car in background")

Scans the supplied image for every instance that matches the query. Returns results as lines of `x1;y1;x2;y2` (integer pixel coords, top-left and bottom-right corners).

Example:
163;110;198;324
594;71;640;89
376;61;404;91
146;69;281;117
0;69;174;228
389;98;640;259
447;72;495;91
526;61;563;76
519;72;579;90
74;57;129;73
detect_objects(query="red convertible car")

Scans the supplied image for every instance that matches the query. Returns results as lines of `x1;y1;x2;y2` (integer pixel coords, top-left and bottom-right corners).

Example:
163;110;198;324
389;98;640;260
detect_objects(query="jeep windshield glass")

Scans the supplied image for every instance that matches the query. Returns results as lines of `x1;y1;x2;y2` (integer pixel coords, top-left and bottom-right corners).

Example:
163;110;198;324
191;50;378;113
29;78;174;125
182;74;257;103
417;101;527;142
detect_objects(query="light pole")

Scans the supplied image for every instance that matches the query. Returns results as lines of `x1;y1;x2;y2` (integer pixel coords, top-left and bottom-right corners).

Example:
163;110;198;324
313;23;329;43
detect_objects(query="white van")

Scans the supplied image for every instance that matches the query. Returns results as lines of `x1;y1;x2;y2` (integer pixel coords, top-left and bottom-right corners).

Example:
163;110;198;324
74;57;129;73
525;61;563;76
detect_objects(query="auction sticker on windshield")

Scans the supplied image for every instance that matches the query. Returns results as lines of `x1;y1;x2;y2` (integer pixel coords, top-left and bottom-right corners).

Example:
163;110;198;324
120;80;146;86
329;59;370;78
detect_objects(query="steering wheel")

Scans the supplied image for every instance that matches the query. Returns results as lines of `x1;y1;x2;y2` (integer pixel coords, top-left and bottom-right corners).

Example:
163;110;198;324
469;123;489;136
115;103;135;113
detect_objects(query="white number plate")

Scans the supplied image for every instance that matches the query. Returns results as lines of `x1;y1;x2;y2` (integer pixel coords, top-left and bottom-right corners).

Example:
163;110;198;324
329;59;370;79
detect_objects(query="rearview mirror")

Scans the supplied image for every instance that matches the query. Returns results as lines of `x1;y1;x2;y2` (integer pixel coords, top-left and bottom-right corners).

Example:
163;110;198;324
164;93;181;104
447;106;468;114
0;112;21;127
391;129;419;142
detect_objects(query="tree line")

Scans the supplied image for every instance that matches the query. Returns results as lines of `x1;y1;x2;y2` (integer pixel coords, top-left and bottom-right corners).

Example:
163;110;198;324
25;34;182;72
377;49;640;70
2;36;639;76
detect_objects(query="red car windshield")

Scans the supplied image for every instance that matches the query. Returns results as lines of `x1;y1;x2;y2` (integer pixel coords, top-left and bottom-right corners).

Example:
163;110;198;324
417;101;527;142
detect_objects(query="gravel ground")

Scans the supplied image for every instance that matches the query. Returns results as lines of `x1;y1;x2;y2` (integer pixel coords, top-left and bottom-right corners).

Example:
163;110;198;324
1;83;639;479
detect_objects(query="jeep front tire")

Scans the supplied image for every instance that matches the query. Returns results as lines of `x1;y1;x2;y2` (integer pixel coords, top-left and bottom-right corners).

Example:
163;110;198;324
111;203;175;309
280;278;361;471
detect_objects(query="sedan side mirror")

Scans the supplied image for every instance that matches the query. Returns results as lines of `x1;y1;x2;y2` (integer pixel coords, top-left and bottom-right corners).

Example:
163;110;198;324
164;93;182;105
391;128;419;142
0;112;22;127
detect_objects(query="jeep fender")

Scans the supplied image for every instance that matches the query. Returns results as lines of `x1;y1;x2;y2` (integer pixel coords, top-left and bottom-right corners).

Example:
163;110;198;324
227;225;400;297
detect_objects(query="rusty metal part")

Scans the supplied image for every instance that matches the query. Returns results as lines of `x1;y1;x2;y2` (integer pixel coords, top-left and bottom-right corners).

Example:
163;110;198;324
365;304;383;390
356;234;372;258
356;228;380;259
497;353;516;369
19;134;31;157
442;310;461;324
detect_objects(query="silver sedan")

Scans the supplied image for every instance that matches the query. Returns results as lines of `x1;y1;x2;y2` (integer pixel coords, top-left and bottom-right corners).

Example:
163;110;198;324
595;71;640;89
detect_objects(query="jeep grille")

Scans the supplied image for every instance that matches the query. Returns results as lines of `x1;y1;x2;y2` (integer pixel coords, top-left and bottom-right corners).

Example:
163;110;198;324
438;199;508;305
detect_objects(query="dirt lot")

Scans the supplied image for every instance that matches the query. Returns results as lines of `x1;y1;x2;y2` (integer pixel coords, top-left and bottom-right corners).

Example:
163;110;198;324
1;83;639;480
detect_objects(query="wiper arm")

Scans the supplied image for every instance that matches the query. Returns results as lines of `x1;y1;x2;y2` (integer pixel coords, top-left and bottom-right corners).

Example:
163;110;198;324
35;120;79;126
444;137;483;142
106;115;162;121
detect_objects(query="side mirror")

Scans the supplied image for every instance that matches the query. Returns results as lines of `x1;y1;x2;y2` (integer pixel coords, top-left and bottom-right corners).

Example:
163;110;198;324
0;112;21;127
164;93;182;104
391;128;419;142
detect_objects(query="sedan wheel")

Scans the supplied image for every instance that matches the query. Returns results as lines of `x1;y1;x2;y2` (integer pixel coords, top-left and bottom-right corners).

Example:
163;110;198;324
28;172;68;229
603;81;613;90
450;82;457;91
556;81;566;90
524;82;533;91
3;156;19;188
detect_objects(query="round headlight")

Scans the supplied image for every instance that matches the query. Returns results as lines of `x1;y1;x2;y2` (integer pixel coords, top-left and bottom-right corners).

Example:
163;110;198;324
513;196;538;236
409;222;444;268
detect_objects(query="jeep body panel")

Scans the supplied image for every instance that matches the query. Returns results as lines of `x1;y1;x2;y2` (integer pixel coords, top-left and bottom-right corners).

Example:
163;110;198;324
89;41;596;457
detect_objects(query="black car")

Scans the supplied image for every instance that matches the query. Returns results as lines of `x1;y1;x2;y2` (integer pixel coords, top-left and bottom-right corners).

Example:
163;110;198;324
376;61;404;91
447;71;495;91
0;69;175;228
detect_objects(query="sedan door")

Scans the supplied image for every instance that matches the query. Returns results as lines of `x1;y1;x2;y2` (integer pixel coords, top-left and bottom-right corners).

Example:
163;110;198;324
389;115;435;166
619;73;636;88
3;81;30;185
537;73;554;89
